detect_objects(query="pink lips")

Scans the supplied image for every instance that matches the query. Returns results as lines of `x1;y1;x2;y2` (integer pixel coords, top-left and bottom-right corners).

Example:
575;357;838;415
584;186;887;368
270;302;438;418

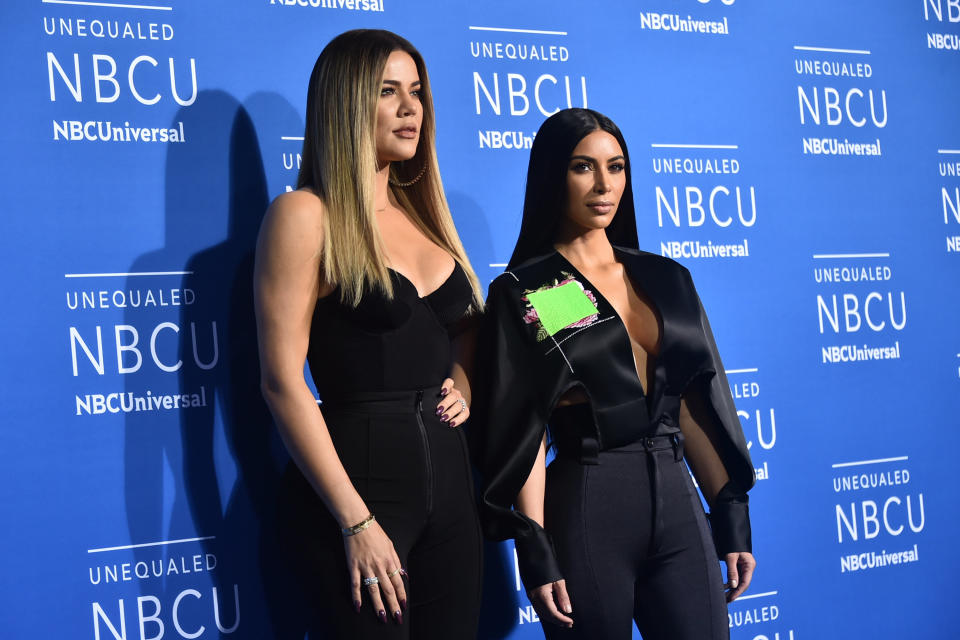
393;126;418;139
587;201;615;214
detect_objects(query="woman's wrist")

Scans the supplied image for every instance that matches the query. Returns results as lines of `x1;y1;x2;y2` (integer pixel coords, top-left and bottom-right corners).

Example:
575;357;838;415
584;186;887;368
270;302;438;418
342;512;376;537
333;495;372;530
709;480;752;556
514;525;563;590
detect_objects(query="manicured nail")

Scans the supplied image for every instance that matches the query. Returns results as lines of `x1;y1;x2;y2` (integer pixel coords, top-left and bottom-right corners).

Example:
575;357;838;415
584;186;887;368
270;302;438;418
354;600;361;613
436;406;443;415
448;420;456;428
440;387;449;396
394;610;402;624
400;568;408;577
400;598;407;611
441;413;449;421
378;610;386;623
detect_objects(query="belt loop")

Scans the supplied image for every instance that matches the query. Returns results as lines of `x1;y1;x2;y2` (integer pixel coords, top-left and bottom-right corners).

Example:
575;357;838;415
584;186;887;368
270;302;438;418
579;436;600;465
672;432;685;462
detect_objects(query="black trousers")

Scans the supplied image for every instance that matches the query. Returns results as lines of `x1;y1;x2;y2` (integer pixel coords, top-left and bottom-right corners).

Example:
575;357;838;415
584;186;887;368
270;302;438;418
542;434;728;640
278;387;483;639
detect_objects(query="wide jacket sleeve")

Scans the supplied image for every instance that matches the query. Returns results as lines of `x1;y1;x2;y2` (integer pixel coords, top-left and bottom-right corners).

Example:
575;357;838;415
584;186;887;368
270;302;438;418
685;271;756;556
472;276;563;589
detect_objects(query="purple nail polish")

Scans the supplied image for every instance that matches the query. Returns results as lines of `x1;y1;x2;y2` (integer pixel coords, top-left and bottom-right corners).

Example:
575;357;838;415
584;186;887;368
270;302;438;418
378;610;386;623
436;406;443;415
441;413;449;421
400;598;407;611
440;387;449;396
394;610;402;624
400;568;408;577
354;600;361;613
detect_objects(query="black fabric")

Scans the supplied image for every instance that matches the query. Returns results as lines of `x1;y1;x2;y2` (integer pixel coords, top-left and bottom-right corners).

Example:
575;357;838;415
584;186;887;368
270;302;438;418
281;264;482;639
542;435;728;640
308;262;472;397
474;247;755;594
709;480;752;557
277;390;483;639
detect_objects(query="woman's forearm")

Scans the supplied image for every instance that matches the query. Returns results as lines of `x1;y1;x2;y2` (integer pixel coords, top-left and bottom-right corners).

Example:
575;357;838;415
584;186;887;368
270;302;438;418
515;434;548;526
263;379;369;528
678;393;731;507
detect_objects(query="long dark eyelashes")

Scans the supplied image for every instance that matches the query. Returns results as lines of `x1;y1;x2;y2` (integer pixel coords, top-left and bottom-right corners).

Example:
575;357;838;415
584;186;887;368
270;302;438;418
380;87;424;99
569;162;625;173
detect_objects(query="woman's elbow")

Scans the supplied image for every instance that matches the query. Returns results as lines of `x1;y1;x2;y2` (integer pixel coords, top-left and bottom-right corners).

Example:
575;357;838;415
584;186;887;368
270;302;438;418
259;373;303;408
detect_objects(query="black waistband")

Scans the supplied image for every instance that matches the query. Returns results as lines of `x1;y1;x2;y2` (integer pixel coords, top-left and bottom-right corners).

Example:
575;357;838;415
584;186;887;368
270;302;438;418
550;403;684;464
320;386;444;415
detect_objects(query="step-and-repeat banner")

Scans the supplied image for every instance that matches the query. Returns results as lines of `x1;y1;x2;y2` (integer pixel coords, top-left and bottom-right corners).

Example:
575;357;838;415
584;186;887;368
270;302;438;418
1;1;958;638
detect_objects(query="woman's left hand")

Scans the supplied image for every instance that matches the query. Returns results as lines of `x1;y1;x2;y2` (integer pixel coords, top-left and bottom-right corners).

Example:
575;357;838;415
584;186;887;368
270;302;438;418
436;377;469;428
724;551;756;602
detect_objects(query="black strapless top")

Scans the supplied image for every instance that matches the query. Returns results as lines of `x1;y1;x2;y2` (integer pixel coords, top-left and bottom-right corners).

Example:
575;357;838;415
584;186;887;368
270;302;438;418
307;262;473;400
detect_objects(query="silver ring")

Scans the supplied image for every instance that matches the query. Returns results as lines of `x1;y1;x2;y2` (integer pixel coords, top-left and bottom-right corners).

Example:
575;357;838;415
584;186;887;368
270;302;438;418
362;576;379;587
458;398;467;412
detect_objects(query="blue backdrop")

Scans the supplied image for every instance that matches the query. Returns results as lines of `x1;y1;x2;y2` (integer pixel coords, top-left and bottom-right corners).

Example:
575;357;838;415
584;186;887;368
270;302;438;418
1;1;959;638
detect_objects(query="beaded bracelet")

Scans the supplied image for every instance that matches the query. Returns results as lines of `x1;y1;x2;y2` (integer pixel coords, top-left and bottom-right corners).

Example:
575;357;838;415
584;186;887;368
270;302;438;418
342;513;376;537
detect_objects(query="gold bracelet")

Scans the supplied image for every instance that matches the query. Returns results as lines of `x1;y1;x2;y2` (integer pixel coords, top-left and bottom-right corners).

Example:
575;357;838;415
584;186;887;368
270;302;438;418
342;513;375;537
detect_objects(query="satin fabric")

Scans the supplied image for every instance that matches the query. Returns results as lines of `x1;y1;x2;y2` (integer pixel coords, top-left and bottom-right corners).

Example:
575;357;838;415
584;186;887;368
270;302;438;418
473;247;755;590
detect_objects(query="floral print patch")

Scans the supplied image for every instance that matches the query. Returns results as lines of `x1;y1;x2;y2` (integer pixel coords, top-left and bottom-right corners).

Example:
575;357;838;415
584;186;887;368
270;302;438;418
521;272;600;342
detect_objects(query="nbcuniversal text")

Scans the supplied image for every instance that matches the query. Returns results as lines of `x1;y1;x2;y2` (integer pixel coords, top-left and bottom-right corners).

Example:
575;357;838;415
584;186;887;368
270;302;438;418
834;452;924;576
67;281;219;416
76;386;208;416
840;544;919;573
53;120;186;144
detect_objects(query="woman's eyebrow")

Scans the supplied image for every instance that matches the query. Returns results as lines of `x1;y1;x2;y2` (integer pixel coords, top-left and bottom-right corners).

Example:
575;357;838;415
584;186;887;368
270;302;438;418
569;154;625;162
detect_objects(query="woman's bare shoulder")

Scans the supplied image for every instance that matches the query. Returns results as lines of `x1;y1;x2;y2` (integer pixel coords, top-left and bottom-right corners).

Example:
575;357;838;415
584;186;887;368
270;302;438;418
268;188;324;225
261;188;325;250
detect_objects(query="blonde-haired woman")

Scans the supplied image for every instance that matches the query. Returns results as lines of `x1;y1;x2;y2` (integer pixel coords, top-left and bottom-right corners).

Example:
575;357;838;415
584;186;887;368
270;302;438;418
255;29;483;639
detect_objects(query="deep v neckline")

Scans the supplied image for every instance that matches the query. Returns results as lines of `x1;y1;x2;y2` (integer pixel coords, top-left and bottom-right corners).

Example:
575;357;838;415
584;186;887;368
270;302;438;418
553;249;665;398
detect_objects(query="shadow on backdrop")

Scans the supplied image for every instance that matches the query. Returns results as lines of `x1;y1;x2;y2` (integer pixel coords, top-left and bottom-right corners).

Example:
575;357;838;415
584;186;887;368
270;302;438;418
448;191;525;640
123;89;304;638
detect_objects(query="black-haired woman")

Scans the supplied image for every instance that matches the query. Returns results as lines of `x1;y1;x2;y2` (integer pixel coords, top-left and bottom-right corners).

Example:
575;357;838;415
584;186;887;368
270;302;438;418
475;107;756;639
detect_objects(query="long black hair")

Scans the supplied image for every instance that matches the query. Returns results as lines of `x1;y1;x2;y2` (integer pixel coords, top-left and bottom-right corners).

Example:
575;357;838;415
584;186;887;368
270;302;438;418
507;108;639;269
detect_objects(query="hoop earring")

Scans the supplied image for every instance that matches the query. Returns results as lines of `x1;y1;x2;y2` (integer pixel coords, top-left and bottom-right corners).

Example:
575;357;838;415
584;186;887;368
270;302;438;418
388;163;427;188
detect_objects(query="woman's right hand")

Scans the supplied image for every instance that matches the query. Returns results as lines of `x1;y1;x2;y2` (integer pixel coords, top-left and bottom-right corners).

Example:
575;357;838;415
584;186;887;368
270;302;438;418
344;521;407;624
528;579;574;628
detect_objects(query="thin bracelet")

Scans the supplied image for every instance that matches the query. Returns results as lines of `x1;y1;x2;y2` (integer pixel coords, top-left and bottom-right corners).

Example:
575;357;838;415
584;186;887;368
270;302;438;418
342;513;376;537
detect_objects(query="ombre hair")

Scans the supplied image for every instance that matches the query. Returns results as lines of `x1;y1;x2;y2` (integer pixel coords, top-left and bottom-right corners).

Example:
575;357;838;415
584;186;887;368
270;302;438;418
297;29;483;308
508;108;639;270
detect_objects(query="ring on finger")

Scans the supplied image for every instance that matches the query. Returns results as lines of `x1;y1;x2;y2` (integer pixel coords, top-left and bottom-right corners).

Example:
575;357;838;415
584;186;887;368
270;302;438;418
362;576;379;587
387;568;401;578
457;398;467;413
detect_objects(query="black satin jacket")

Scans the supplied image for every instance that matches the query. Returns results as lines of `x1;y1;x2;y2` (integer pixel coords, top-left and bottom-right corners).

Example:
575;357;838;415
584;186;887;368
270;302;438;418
474;247;755;589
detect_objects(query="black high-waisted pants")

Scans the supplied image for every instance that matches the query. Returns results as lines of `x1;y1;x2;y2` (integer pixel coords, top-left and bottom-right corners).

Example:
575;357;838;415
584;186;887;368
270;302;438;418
277;387;482;639
542;433;728;640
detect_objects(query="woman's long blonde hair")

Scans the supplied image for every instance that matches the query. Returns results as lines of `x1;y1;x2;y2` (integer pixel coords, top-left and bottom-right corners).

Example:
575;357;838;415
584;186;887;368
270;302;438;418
297;29;483;309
